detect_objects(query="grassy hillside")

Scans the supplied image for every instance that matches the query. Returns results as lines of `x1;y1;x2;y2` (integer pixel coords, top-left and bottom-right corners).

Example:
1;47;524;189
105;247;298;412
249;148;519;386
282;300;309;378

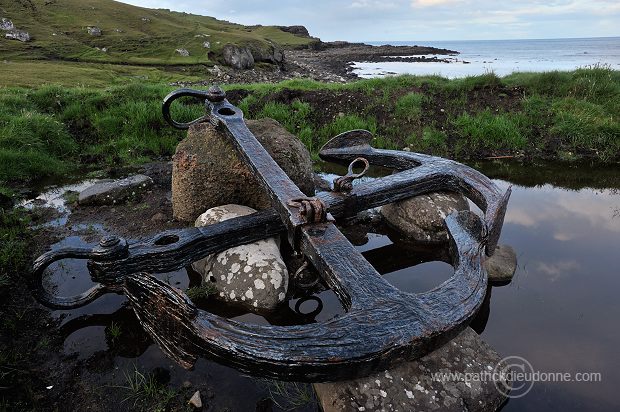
0;0;313;65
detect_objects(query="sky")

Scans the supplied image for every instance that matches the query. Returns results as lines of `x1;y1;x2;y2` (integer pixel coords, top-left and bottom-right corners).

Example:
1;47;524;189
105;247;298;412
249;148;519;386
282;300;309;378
121;0;620;42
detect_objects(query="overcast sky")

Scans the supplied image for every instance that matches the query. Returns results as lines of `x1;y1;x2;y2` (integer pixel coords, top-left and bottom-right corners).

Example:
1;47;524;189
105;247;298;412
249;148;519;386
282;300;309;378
122;0;619;42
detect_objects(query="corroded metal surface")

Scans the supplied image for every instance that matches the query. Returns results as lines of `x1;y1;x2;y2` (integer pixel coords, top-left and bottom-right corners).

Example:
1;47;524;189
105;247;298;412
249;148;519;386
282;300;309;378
32;87;511;382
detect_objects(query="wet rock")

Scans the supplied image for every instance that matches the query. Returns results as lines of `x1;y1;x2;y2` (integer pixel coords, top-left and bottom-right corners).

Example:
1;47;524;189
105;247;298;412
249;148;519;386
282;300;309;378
87;26;102;36
172;118;315;222
78;175;153;206
381;191;469;244
484;244;517;283
189;390;202;409
5;29;30;42
222;44;255;69
192;205;289;310
314;173;332;192
0;18;14;31
314;328;510;412
176;48;190;57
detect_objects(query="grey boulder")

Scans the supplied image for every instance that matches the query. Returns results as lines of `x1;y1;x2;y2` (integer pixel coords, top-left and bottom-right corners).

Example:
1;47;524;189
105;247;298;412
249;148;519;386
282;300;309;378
314;328;510;412
381;191;470;243
248;42;285;65
175;48;190;57
222;44;255;69
484;244;517;283
192;205;289;310
5;29;30;42
0;18;14;31
78;175;153;206
87;26;102;36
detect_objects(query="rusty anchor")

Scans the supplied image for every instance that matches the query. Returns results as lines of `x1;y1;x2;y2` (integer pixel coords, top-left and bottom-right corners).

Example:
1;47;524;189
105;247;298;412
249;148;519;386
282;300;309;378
31;86;511;382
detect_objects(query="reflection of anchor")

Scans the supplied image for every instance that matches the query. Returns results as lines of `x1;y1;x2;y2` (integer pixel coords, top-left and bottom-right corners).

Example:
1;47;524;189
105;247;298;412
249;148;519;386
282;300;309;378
32;86;511;382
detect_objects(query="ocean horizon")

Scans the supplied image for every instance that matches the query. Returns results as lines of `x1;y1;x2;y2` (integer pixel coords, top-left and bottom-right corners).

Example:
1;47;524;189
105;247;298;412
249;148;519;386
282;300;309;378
354;36;620;78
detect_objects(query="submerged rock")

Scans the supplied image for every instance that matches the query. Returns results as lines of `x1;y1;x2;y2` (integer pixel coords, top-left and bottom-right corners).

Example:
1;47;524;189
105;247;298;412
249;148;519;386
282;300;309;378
484;244;517;283
172;118;314;222
314;328;510;412
78;175;153;206
192;205;289;310
381;191;470;244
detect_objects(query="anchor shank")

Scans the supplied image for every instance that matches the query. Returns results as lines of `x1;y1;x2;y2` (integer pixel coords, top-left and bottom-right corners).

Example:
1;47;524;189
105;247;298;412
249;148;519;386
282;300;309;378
210;100;311;247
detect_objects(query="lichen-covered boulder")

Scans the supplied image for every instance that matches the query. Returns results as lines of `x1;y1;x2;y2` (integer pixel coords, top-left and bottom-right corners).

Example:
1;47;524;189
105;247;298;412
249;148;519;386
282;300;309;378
192;204;289;310
381;192;469;244
314;328;510;412
172;118;315;222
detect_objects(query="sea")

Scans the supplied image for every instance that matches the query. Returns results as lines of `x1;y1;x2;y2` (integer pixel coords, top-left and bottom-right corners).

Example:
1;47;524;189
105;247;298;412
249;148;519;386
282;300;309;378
354;37;620;78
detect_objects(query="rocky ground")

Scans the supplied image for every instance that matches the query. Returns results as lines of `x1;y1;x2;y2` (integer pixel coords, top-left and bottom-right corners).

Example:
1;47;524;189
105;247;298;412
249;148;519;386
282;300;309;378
177;42;458;85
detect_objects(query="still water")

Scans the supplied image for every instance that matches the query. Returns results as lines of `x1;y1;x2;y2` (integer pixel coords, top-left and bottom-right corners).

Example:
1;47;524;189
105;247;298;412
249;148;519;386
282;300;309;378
46;161;619;411
353;37;620;78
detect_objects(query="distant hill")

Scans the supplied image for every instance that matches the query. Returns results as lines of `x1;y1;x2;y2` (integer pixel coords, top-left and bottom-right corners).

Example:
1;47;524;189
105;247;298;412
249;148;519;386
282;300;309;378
0;0;315;66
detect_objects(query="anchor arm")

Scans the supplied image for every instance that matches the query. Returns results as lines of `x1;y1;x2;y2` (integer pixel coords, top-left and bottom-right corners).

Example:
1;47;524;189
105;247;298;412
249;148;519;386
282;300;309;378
122;211;487;382
319;130;511;255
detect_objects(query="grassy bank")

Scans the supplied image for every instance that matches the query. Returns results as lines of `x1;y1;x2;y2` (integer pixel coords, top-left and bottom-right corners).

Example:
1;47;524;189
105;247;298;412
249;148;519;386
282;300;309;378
0;67;618;193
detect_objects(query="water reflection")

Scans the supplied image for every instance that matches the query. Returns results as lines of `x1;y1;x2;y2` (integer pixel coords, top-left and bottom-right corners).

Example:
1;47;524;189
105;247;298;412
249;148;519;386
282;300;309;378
43;161;620;411
485;180;620;412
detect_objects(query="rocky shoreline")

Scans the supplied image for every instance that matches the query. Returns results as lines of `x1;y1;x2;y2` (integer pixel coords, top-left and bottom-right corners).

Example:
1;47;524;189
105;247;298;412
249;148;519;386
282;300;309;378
186;41;458;85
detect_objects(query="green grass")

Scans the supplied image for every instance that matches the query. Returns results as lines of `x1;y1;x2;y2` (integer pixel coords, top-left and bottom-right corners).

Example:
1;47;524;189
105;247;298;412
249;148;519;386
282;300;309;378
0;208;30;294
0;0;313;66
186;282;218;302
452;110;528;151
118;366;177;410
395;92;428;122
0;60;204;88
0;83;205;186
0;67;618;191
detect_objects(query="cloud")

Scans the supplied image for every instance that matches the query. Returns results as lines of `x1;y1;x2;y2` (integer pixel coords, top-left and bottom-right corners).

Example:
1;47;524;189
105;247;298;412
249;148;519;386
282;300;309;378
535;260;580;281
350;0;399;10
412;0;464;7
121;0;620;41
